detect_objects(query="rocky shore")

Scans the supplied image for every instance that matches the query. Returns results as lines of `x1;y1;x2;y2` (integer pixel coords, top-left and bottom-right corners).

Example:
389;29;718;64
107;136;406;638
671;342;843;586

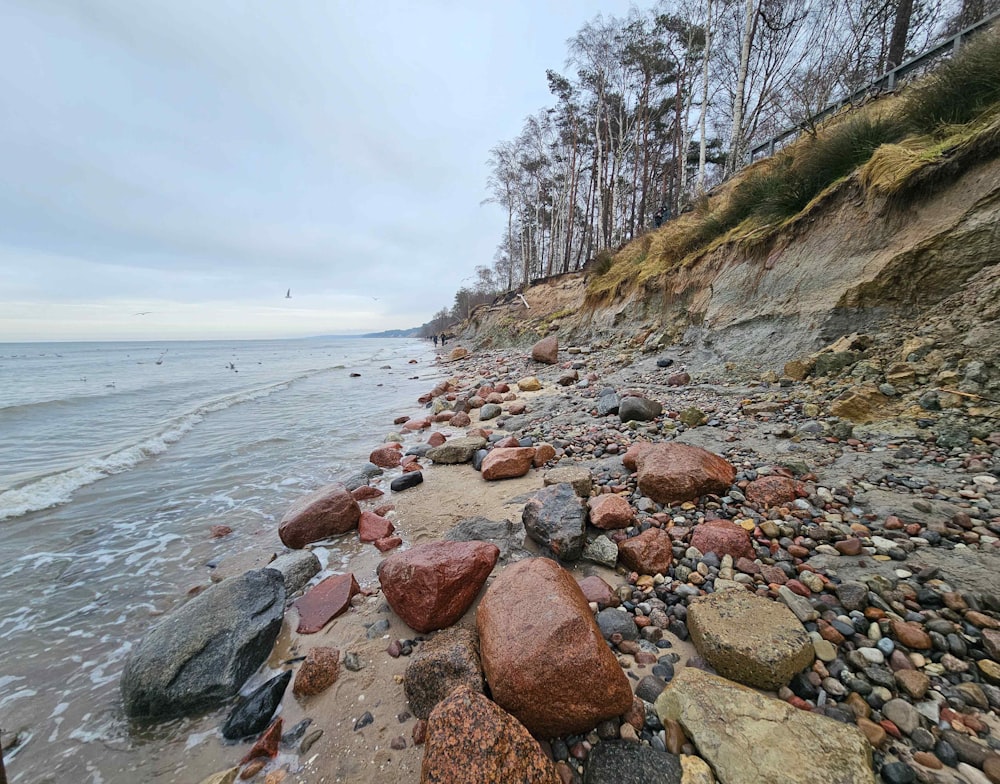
120;331;999;784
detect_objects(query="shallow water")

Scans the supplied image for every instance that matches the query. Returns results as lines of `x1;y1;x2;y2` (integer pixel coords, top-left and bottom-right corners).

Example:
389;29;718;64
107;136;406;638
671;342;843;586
0;336;443;783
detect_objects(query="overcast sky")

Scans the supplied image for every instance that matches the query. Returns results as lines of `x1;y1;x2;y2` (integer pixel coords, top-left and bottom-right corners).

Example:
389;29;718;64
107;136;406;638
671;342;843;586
0;0;652;342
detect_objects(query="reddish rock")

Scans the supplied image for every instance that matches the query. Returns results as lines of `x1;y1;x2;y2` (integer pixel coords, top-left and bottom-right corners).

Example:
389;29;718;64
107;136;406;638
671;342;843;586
375;536;402;552
482;447;536;481
420;685;560;784
622;442;652;471
531;336;559;365
293;647;340;697
378;541;500;633
428;432;447;447
495;436;520;448
587;494;635;530
432;412;454;423
210;525;233;538
352;485;384;501
691;519;754;561
576;575;620;609
369;444;403;468
618;528;674;575
403;461;423;473
450;411;472;428
666;372;691;386
532;443;556;466
834;538;863;555
746;476;800;507
913;751;942;770
293;573;360;634
634;444;735;505
477;557;634;738
240;718;282;763
891;620;933;649
403;418;432;431
359;510;395;543
374;503;394;517
241;759;266;779
278;483;361;549
394;415;411;425
508;401;527;415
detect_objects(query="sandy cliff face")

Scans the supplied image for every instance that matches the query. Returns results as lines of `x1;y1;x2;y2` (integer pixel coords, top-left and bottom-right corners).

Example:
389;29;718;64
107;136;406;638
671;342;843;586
462;158;1000;376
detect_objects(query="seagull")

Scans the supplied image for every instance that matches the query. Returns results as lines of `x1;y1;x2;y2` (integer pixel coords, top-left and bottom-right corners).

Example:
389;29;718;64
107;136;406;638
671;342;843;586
133;311;152;316
285;289;292;299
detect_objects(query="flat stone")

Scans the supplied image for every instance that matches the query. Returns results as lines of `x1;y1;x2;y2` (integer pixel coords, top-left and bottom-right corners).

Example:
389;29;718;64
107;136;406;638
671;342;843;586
292;573;360;634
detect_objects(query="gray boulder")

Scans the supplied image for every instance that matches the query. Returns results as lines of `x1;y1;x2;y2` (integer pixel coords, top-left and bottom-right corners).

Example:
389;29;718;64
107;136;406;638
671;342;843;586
443;516;526;562
404;627;484;719
121;569;285;719
597;391;620;416
619;396;663;422
522;482;587;561
426;436;488;464
584;740;681;784
265;550;321;596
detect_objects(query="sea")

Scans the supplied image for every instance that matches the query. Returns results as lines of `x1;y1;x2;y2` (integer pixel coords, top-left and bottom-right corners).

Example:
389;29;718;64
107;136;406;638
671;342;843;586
0;336;445;783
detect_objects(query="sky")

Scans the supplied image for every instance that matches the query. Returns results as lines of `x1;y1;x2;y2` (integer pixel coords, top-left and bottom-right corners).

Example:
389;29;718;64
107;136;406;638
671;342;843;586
0;0;653;342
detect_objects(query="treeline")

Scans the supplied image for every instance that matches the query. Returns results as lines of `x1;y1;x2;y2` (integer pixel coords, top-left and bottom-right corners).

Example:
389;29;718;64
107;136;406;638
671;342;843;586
478;0;999;293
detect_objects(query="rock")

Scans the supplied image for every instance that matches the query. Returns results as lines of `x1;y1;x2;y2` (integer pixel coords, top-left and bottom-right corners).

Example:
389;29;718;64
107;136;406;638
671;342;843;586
404;628;483;719
745;476;800;507
522;483;588;561
448;347;469;361
197;769;239;784
221;670;292;740
278;483;361;548
532;443;556;466
121;569;285;719
352;485;384;501
690;519;754;561
358;510;395;543
882;698;921;736
666;372;691;386
369;444;403;468
264;550;321;596
656;668;875;784
482;447;536;481
420;685;560;784
375;536;402;552
597;392;621;416
583;740;682;784
479;403;502;420
292;573;360;634
894;669;930;699
679;754;715;784
427;437;488;464
618;528;673;575
891;620;932;650
686;589;814;690
518;377;542;392
293;647;340;697
391;471;424;491
829;386;890;423
477;557;633;738
378;541;500;633
531;336;559;365
619;396;663;422
582;535;619;568
444;516;524;562
577;576;619;609
544;466;593;497
596;608;639;641
835;581;869;612
784;359;813;380
588;494;635;529
210;525;233;539
241;718;283;764
633;444;735;505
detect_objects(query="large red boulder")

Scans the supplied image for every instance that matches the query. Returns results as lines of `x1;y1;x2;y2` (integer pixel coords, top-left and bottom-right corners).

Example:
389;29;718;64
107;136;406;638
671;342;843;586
378;541;500;633
420;685;560;784
279;483;361;549
531;336;559;365
588;494;635;530
369;444;403;468
293;647;340;697
691;519;755;561
617;528;674;575
476;557;633;739
634;444;735;505
358;510;395;543
292;573;360;634
482;447;536;481
746;476;801;507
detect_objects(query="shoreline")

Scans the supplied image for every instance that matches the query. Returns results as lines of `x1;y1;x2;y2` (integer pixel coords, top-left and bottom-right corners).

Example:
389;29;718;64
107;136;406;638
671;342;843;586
172;336;996;783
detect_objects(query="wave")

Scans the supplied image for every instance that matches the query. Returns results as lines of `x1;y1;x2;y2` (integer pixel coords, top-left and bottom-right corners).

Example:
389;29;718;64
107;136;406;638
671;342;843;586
0;378;303;522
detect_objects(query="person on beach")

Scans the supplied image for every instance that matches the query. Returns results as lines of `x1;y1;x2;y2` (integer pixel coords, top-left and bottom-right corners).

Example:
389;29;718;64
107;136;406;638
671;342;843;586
433;334;438;346
440;333;447;346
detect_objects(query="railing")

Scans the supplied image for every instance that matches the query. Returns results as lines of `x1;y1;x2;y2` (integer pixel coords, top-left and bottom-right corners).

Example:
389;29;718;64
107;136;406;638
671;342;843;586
748;9;1000;161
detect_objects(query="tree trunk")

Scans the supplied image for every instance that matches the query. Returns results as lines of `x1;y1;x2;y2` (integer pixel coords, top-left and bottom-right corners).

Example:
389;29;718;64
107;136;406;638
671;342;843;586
697;0;713;193
887;0;914;70
729;0;758;175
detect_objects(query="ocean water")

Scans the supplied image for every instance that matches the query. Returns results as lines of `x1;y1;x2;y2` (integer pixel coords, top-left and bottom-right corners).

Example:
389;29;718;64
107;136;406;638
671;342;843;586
0;336;444;783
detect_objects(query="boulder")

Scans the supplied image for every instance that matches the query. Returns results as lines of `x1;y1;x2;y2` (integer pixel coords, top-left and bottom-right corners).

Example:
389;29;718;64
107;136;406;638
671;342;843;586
426;437;488;464
633;444;735;505
378;541;500;633
448;347;469;361
391;471;423;491
619;396;663;422
829;385;891;423
121;569;285;719
292;572;360;634
420;685;560;784
583;740;682;784
369;444;403;468
577;575;620;609
690;519;754;561
656;668;875;784
221;670;291;740
597;392;620;416
358;510;395;543
481;447;536;481
293;647;340;697
405;627;484;719
443;516;525;562
522;483;588;561
543;466;592;497
476;557;633;738
517;377;542;392
686;588;814;690
531;336;559;364
582;535;618;568
532;443;556;466
745;476;801;507
479;403;502;420
264;550;321;596
617;528;673;575
278;483;361;548
587;494;635;529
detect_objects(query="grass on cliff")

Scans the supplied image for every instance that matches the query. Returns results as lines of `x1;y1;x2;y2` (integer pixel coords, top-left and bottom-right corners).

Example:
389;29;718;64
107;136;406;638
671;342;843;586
587;25;1000;304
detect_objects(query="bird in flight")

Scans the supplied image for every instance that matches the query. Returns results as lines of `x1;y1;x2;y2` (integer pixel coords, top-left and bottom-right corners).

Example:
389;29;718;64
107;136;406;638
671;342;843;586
133;311;152;316
285;289;292;299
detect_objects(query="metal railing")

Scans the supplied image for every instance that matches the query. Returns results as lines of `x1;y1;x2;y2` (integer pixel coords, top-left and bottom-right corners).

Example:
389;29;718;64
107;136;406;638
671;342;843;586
749;9;1000;161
